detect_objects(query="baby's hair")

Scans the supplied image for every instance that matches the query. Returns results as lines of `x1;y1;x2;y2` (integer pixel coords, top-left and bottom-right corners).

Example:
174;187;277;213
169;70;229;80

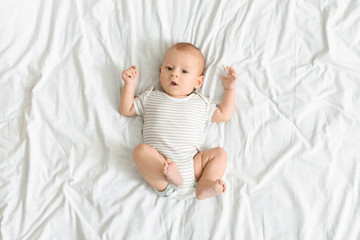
167;42;205;75
170;42;200;52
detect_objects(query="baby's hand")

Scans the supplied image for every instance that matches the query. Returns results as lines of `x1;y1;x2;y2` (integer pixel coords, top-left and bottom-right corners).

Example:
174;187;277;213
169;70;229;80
221;66;237;90
122;65;139;85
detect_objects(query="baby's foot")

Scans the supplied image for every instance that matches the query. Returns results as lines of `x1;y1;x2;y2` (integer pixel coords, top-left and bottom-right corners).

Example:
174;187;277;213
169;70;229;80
163;158;183;186
196;179;226;200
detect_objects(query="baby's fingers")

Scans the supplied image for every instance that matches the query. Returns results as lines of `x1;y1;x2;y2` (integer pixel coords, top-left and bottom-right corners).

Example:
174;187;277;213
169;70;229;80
226;66;236;75
125;70;133;78
124;66;137;78
227;67;237;80
130;65;137;75
229;66;236;73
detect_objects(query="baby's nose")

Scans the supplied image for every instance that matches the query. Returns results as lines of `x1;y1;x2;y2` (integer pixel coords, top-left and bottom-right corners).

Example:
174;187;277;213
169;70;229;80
171;72;179;78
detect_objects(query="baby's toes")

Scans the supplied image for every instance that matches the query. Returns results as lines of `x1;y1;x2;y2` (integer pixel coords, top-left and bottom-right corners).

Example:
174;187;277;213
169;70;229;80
217;179;226;192
163;162;168;174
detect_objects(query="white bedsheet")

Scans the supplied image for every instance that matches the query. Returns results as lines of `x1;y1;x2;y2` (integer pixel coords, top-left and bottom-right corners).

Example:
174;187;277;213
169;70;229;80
1;0;360;239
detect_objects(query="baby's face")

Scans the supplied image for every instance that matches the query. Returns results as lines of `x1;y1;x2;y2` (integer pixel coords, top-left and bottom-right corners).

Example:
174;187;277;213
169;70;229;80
159;48;204;98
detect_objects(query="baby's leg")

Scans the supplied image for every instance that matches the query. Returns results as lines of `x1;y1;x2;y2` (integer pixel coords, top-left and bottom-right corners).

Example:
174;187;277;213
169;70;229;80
133;144;183;192
193;147;228;200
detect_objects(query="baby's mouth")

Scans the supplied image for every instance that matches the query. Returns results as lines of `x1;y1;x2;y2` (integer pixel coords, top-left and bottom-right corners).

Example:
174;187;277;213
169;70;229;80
171;81;178;86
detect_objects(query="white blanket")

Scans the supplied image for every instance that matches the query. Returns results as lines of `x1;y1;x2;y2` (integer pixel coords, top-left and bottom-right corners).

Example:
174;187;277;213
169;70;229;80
1;0;359;239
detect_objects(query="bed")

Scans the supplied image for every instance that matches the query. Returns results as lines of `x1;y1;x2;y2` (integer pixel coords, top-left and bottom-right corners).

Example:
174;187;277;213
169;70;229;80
1;0;360;239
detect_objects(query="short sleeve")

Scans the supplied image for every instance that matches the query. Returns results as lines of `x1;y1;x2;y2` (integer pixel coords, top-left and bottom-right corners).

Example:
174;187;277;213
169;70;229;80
206;100;218;123
133;87;154;116
195;91;218;124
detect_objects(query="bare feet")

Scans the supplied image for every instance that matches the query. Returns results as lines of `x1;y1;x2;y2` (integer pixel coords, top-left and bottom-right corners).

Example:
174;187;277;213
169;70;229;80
195;179;226;200
163;158;183;186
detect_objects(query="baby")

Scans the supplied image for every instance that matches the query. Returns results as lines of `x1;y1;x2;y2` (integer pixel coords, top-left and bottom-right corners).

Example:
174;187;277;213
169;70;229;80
120;43;237;200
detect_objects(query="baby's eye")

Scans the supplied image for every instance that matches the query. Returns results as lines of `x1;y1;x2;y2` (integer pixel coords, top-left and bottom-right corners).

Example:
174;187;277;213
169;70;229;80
182;70;188;73
166;66;173;71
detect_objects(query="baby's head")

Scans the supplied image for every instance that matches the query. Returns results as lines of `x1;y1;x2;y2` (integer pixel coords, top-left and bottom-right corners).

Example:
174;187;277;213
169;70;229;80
159;43;205;98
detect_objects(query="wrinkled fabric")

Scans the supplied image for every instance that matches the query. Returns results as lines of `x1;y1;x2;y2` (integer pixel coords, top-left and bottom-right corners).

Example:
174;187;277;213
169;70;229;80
0;0;359;239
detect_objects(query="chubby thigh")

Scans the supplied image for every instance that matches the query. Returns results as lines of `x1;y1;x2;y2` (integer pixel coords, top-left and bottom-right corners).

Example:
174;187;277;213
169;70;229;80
132;143;168;192
193;147;228;182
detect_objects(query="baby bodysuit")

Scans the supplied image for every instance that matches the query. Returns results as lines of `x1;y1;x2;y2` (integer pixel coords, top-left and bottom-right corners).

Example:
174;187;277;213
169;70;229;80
134;87;217;199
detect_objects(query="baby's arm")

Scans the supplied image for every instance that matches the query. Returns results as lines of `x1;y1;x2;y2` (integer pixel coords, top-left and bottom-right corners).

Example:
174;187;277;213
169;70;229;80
120;65;138;116
211;66;237;122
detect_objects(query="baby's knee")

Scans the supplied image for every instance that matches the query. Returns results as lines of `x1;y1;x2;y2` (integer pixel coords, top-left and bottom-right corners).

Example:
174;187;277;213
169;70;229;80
133;144;151;160
213;147;228;162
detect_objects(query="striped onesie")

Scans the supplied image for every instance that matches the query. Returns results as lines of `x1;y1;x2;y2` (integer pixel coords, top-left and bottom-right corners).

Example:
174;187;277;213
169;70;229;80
134;87;217;199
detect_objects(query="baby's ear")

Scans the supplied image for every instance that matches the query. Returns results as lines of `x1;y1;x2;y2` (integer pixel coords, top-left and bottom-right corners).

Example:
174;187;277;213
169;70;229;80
159;66;162;73
195;75;204;89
